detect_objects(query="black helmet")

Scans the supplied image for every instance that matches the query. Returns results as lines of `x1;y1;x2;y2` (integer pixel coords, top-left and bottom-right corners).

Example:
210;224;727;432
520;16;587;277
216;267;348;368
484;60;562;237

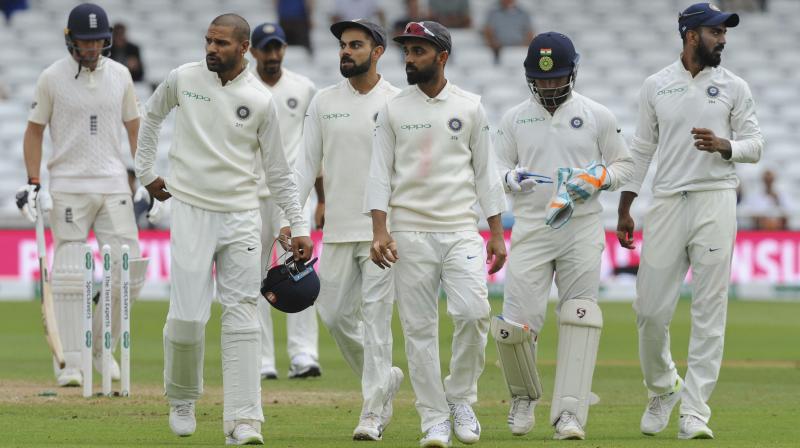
64;3;112;65
523;32;580;108
261;256;320;313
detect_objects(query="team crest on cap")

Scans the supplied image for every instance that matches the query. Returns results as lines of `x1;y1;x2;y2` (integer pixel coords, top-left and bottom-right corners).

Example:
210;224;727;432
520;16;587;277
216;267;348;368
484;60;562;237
706;85;720;98
287;98;298;109
570;116;584;129
236;105;251;120
448;118;463;132
539;56;554;71
263;24;275;33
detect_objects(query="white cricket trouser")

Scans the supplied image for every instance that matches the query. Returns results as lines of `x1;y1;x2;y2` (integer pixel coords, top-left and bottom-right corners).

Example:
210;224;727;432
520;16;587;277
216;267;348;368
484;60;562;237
392;231;491;432
502;215;604;334
635;189;737;423
167;198;263;424
49;191;141;373
315;241;394;415
256;196;318;373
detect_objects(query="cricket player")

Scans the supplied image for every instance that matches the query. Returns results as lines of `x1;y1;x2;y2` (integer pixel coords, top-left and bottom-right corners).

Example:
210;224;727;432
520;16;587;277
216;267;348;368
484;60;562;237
367;21;507;447
249;22;321;381
16;2;146;388
280;19;403;441
135;14;312;445
616;3;763;440
492;32;634;440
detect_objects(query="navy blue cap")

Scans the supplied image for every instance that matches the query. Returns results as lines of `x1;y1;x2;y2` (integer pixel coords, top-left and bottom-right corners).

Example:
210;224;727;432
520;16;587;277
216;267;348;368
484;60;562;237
331;19;387;48
393;21;452;53
251;22;286;49
523;32;580;79
679;3;739;37
66;3;111;40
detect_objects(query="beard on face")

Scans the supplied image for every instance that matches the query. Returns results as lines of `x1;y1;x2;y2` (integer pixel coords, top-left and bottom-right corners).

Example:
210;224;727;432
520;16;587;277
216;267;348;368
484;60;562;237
263;60;281;75
696;41;723;68
405;62;437;85
340;56;371;78
206;53;236;73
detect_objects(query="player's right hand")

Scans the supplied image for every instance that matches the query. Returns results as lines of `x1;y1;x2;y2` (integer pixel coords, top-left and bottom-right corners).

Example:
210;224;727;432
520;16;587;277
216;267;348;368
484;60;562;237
505;167;543;194
145;177;171;202
616;212;636;250
15;182;40;223
370;230;398;269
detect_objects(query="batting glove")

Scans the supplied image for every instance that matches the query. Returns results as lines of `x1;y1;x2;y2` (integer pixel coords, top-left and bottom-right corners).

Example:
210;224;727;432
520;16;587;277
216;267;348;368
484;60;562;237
134;185;163;223
15;181;40;223
565;161;612;204
545;168;575;229
505;167;552;194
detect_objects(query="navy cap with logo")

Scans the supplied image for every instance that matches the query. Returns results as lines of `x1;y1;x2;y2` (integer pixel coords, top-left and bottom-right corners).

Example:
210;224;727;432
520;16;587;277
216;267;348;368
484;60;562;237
393;21;452;54
252;22;286;49
261;257;320;313
678;3;739;38
66;2;112;40
523;32;580;79
331;19;387;48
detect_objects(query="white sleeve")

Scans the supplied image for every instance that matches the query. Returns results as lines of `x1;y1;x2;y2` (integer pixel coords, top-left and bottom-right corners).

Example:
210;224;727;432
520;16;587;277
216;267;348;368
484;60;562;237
121;72;140;122
470;103;506;218
597;107;634;190
364;103;395;214
260;98;309;237
623;80;658;195
28;70;53;125
135;68;179;186
494;110;518;192
728;80;764;164
295;97;323;208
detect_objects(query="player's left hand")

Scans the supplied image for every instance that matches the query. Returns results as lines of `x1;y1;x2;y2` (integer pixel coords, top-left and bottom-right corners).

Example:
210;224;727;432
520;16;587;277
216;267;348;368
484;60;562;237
691;128;732;158
133;186;163;223
290;235;313;262
565;162;612;204
486;234;507;274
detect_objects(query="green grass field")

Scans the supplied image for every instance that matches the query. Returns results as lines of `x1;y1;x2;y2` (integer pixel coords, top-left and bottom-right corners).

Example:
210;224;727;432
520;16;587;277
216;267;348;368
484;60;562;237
1;298;798;447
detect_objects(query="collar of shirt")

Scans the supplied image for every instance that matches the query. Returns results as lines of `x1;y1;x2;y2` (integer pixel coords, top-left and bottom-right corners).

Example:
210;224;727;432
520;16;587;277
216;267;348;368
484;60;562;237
208;58;251;86
344;74;386;96
67;55;107;73
414;79;452;103
674;57;716;80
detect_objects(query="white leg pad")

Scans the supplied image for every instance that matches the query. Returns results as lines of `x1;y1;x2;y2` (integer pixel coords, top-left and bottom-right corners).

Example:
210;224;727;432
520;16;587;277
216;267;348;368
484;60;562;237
51;242;89;371
491;315;543;400
550;299;603;427
164;319;205;401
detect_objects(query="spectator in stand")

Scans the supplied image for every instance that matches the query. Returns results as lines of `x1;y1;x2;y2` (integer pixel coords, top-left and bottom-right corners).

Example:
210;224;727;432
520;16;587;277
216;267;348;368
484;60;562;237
110;23;145;82
277;0;314;56
1;0;27;23
483;0;534;64
331;0;385;27
393;0;427;35
740;169;790;230
429;0;471;28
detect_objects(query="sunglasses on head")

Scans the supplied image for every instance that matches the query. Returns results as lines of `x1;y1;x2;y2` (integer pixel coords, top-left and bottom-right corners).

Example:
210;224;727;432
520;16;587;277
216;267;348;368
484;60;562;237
404;22;436;37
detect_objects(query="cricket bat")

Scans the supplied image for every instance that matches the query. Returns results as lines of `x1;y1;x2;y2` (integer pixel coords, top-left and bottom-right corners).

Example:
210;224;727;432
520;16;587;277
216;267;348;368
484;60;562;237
35;196;66;369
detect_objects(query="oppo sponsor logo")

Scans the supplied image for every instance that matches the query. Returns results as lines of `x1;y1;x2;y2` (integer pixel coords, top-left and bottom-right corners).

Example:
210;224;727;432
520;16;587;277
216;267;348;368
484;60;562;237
656;87;686;96
321;112;350;119
182;90;211;101
401;123;432;130
516;117;546;124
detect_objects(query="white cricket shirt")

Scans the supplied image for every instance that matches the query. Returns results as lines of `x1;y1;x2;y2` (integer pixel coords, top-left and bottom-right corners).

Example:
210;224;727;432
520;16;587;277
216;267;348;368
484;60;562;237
136;60;307;235
495;92;634;223
294;77;400;242
625;59;764;196
255;67;316;198
29;56;139;194
366;81;506;232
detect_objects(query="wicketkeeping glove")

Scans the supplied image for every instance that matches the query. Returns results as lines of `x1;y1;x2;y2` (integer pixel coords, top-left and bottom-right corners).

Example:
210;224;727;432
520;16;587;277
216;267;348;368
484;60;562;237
545;168;575;229
15;182;40;223
565;161;612;204
504;167;552;194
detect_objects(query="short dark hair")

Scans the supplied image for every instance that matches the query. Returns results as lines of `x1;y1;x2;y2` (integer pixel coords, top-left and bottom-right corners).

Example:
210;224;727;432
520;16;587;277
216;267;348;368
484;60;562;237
211;13;250;43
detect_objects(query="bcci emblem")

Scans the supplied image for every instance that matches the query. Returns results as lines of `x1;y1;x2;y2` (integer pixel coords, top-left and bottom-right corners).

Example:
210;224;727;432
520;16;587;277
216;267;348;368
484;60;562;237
236;105;250;120
706;85;720;98
570;116;584;129
287;98;298;109
539;56;554;71
448;118;463;132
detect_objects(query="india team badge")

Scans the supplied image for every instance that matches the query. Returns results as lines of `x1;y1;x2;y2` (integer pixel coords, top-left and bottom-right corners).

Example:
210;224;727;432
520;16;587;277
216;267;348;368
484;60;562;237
706;85;720;98
236;105;250;120
448;117;463;132
287;98;298;109
570;116;584;129
539;48;554;72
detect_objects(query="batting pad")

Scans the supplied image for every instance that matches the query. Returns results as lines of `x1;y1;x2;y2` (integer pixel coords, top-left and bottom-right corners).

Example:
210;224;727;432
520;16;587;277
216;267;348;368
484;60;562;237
164;319;205;401
51;242;89;370
550;299;603;427
491;315;543;401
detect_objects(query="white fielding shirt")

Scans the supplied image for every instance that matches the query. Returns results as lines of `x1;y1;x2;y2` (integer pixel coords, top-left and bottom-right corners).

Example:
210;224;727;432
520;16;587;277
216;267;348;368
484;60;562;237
495;92;634;223
366;81;506;232
29;56;139;194
294;77;400;242
255;67;316;198
136;60;307;235
625;60;764;196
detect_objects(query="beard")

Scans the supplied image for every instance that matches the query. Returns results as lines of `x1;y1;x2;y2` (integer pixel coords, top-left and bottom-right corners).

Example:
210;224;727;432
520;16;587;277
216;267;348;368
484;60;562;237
263;60;281;75
696;42;723;68
405;63;437;85
340;57;370;78
206;53;236;73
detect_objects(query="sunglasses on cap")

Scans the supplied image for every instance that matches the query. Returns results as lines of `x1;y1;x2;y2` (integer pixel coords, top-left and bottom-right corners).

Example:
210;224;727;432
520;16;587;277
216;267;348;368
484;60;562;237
404;21;436;37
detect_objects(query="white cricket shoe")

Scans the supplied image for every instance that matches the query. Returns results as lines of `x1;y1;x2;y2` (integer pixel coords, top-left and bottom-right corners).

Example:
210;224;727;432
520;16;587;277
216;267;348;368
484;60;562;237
57;368;82;387
420;421;451;447
641;376;683;435
93;353;121;381
554;411;585;440
449;403;481;444
288;353;321;378
353;412;383;441
508;396;536;436
169;399;196;437
678;414;714;439
226;422;264;445
380;367;404;428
